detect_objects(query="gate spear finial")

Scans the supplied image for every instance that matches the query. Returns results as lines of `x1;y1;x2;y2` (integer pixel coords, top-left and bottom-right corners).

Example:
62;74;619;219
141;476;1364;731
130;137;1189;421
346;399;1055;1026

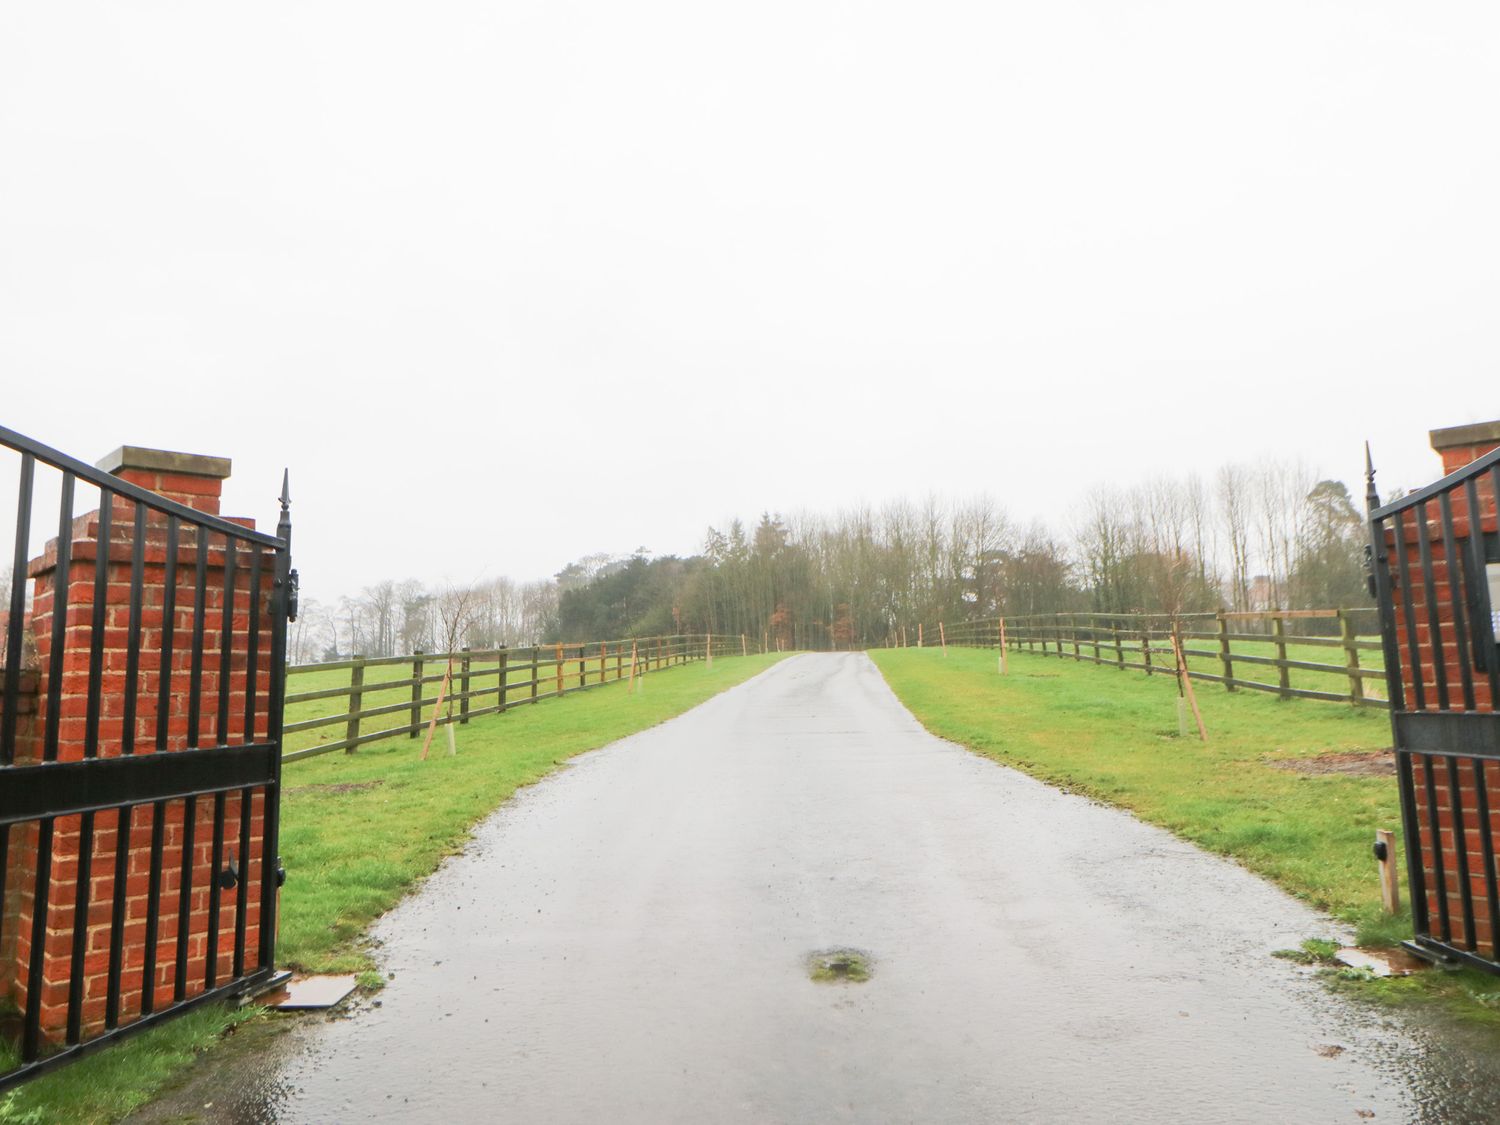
1364;441;1380;512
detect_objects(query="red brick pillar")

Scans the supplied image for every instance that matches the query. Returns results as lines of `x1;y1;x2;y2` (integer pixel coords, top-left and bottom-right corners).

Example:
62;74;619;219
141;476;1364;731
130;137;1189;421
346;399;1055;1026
1387;422;1500;954
1432;420;1500;478
2;447;275;1044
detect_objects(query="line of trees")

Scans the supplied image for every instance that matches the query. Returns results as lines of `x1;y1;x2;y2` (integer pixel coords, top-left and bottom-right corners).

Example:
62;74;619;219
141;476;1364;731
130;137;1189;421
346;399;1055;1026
300;457;1374;661
553;461;1371;647
290;576;558;664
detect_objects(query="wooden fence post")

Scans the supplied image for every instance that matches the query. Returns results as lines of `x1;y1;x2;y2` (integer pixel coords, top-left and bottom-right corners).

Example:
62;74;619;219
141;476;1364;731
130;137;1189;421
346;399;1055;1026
1142;628;1153;676
459;646;471;724
498;646;509;711
409;650;424;737
1071;616;1081;660
742;633;747;657
1339;610;1364;704
918;623;924;648
555;642;565;695
346;655;365;753
1272;616;1291;699
600;641;608;685
531;646;540;702
1377;828;1400;914
998;616;1009;674
1091;617;1102;665
578;644;586;689
939;622;947;657
1216;612;1235;691
1114;621;1124;670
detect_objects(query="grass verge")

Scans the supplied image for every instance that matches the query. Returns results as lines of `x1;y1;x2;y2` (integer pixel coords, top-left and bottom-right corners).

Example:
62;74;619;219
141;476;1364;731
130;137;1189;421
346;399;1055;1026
3;653;784;1124
868;646;1500;1030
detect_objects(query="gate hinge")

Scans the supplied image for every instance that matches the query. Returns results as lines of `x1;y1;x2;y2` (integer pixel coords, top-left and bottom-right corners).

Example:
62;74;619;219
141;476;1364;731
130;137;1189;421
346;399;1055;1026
1362;544;1376;599
286;569;299;622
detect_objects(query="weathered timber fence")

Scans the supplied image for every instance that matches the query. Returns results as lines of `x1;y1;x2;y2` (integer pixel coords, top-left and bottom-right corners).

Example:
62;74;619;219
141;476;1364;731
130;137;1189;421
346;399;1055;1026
282;633;752;761
923;609;1388;707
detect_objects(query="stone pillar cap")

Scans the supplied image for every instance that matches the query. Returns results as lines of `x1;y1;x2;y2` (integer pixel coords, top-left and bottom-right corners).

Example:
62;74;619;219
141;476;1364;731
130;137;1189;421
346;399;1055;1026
95;446;231;479
1430;421;1500;452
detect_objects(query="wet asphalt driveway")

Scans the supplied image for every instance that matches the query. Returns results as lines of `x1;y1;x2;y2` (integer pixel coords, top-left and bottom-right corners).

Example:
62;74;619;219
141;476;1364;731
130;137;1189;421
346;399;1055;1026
142;653;1500;1122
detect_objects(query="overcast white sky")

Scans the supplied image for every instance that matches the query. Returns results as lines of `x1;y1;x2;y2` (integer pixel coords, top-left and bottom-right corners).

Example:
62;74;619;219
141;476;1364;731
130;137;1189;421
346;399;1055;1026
2;2;1496;597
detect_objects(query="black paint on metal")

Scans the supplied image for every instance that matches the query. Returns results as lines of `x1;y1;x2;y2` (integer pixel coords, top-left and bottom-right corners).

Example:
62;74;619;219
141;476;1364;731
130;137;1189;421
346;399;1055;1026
1370;441;1500;972
0;426;292;1087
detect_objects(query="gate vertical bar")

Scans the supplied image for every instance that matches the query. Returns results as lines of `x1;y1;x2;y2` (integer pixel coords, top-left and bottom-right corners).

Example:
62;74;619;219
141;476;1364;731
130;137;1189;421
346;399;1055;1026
259;473;293;971
1;453;34;764
1368;449;1426;939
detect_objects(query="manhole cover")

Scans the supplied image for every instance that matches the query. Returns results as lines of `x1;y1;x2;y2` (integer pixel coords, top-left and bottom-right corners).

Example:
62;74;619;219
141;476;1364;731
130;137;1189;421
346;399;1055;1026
808;949;871;983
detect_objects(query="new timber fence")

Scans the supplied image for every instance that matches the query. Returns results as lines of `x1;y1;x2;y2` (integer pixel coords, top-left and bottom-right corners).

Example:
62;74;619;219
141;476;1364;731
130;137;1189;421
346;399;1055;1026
926;609;1388;708
282;633;753;761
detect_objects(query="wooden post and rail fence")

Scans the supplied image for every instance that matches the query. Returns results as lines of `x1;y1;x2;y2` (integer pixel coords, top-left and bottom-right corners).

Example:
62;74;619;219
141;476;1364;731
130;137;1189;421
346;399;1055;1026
915;609;1388;708
282;632;754;761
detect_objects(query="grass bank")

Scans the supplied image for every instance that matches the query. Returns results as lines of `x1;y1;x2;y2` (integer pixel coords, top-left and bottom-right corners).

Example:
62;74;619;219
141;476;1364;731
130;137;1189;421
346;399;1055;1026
3;652;784;1124
870;647;1500;1028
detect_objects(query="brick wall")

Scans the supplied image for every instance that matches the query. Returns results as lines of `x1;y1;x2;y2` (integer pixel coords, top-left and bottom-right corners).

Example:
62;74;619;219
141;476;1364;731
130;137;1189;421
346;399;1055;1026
1;448;279;1044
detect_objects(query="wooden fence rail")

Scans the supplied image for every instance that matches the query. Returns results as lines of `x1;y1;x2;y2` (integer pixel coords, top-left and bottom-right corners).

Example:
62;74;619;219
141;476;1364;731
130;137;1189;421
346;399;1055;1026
921;609;1389;708
282;633;753;762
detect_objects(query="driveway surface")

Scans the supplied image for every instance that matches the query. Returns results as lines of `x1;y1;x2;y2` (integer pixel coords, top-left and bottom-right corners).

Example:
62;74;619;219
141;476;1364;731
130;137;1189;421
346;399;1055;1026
146;653;1500;1122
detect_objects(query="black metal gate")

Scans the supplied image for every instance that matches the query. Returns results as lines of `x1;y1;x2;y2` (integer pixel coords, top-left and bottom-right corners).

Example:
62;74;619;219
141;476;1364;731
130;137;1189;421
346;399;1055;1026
0;426;292;1086
1368;444;1500;971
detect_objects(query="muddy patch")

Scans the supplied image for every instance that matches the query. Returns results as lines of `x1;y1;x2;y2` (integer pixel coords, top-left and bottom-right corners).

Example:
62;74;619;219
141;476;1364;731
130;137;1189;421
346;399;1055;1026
808;949;872;983
1267;751;1394;778
284;779;386;797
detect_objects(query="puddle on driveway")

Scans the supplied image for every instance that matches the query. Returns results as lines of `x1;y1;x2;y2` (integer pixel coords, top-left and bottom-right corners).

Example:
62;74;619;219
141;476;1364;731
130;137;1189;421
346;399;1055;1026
807;948;871;983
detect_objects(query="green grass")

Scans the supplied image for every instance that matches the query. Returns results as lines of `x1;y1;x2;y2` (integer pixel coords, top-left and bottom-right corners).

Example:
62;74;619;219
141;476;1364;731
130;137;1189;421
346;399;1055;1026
0;1005;260;1125
5;652;783;1124
870;646;1500;1029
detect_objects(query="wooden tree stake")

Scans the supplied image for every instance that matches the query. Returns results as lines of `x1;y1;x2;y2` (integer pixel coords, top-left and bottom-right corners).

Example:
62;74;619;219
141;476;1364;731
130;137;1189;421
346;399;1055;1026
419;665;452;760
1171;627;1207;742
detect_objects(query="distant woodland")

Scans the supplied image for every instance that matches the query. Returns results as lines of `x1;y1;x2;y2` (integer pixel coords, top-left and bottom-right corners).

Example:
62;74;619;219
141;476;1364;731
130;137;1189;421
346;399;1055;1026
294;459;1371;661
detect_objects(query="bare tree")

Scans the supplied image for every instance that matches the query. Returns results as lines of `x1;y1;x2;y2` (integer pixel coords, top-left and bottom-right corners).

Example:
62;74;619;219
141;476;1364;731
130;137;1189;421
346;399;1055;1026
420;582;482;759
1217;464;1252;611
